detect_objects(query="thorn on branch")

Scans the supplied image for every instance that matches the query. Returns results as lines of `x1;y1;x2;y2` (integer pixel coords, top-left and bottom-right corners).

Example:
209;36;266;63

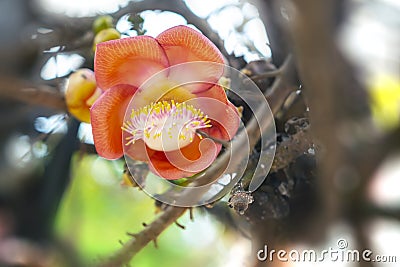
174;221;186;230
189;208;194;221
153;239;159;249
126;232;138;238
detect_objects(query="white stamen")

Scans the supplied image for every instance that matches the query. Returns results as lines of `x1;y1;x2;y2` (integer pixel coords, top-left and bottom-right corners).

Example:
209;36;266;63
122;101;211;151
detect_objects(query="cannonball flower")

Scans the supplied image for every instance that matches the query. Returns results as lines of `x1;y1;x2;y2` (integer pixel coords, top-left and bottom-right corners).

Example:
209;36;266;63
90;25;240;180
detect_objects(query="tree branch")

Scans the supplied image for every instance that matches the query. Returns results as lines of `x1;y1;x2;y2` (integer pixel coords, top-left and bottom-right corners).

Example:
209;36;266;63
288;0;371;230
0;76;66;112
270;125;312;172
38;0;231;61
264;55;298;114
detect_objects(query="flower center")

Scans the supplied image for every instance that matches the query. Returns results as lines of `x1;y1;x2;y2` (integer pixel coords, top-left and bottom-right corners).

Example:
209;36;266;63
122;100;211;152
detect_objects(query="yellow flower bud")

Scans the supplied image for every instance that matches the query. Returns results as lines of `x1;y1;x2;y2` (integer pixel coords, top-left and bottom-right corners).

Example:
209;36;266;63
93;28;121;51
65;68;102;123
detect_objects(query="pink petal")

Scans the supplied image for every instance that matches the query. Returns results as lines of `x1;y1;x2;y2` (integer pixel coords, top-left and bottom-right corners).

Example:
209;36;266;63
91;84;136;159
148;135;222;180
95;36;169;90
124;139;155;162
156;25;225;93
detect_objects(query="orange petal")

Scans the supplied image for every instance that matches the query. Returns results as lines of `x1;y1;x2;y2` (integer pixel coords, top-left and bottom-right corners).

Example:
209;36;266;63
210;101;241;141
188;84;240;140
95;36;169;90
148;135;222;180
157;26;225;93
157;25;224;65
90;84;137;159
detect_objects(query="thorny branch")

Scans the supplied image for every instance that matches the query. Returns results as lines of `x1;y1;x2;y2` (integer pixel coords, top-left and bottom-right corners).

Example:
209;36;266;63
96;206;187;267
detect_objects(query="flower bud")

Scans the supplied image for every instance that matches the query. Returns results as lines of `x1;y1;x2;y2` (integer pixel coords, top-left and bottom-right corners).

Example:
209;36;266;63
93;28;121;51
92;15;114;34
65;68;102;123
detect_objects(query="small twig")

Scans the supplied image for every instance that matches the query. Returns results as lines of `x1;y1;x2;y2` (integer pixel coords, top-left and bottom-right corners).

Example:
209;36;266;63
250;68;282;81
264;55;298;115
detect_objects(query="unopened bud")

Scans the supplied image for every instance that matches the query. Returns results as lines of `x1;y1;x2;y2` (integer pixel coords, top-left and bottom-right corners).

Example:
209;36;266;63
65;68;102;123
92;15;114;34
93;28;121;51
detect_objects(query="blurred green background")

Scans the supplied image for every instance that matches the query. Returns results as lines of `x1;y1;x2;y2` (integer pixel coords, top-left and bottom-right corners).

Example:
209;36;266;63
55;154;248;267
